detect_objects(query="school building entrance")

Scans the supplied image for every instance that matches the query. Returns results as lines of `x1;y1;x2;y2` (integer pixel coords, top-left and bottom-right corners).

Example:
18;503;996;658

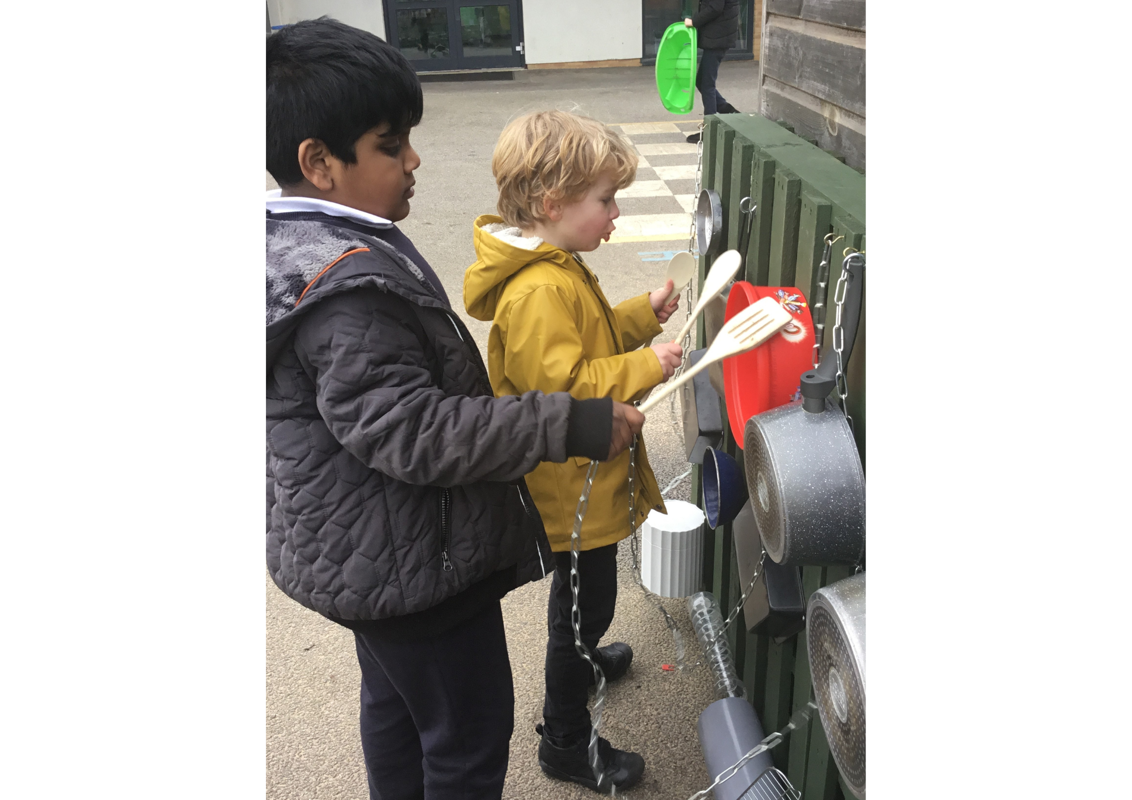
384;1;525;72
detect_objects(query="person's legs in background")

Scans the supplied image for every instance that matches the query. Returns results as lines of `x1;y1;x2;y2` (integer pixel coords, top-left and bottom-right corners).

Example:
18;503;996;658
688;48;738;143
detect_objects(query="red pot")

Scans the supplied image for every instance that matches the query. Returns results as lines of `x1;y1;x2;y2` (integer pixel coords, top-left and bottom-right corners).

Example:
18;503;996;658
723;282;815;448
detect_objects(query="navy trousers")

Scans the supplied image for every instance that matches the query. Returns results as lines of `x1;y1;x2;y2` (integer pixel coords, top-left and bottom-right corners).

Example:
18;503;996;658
354;600;514;800
696;48;729;115
541;543;618;745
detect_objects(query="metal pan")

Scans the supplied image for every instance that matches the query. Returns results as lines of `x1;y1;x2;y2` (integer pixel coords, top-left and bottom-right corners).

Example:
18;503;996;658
742;256;865;566
696;188;723;257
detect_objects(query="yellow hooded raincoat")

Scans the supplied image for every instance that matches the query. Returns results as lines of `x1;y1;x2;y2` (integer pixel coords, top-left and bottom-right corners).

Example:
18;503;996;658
464;215;669;552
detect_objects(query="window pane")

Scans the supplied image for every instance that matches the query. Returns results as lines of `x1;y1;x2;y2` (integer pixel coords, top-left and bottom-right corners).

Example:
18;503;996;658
459;5;512;58
396;9;450;60
643;0;689;59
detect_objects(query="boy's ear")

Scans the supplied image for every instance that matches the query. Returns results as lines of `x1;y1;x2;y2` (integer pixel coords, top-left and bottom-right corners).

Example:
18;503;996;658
296;138;337;192
542;195;563;223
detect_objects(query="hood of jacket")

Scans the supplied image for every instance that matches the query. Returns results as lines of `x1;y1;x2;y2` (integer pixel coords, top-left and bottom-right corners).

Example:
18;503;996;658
266;215;446;370
465;214;590;322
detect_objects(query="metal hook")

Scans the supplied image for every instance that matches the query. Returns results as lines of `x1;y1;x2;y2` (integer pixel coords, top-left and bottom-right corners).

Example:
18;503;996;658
824;233;843;246
739;196;755;214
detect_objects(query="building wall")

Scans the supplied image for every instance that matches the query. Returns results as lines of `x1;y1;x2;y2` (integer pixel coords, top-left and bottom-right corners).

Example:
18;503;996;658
523;0;643;65
756;0;865;170
267;0;386;39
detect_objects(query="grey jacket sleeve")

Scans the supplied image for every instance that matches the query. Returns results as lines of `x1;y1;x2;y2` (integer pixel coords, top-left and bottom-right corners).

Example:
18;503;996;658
293;286;574;487
692;0;725;27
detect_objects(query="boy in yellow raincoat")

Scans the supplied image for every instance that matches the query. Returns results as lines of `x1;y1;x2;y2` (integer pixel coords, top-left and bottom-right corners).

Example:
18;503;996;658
464;110;683;794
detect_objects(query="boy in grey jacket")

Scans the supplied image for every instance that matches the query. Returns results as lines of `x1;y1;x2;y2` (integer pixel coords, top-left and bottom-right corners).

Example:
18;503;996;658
266;18;643;800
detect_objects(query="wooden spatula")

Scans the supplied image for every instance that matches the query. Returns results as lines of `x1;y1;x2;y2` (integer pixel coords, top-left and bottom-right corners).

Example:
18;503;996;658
639;297;792;414
672;249;742;346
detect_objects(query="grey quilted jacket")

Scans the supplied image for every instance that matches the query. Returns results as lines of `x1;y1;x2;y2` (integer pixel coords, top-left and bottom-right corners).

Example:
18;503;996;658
266;216;572;623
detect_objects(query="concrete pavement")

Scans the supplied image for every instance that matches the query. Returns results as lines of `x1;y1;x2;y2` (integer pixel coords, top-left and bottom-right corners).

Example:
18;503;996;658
267;59;764;800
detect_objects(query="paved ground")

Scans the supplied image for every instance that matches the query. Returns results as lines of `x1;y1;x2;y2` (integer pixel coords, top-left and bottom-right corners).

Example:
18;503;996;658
267;59;764;800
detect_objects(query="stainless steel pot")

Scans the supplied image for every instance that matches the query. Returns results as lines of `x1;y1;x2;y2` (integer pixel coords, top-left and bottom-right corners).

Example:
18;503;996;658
696;188;723;256
742;257;865;565
807;572;866;799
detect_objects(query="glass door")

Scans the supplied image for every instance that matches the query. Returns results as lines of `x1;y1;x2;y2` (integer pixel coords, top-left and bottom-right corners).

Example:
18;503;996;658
387;1;524;72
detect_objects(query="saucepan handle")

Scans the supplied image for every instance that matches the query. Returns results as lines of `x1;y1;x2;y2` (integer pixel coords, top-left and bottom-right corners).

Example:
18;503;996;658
799;253;864;409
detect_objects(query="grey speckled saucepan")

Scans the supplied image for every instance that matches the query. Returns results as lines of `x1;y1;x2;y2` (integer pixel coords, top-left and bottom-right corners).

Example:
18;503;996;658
742;255;865;566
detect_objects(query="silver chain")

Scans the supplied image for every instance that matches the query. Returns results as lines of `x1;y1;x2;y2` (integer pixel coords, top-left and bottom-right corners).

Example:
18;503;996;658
831;251;863;433
569;460;612;792
674;121;705;382
811;235;835;369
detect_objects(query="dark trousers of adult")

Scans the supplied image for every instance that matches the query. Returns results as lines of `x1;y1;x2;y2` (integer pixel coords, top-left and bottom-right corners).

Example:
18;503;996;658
541;543;618;745
354;600;515;800
696;48;730;115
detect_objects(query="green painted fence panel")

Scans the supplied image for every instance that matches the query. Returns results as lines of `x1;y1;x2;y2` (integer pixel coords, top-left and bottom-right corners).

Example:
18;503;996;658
796;190;834;305
688;114;864;800
746;152;777;286
768;169;802;287
786;566;825;781
727;141;756;255
712;127;737;254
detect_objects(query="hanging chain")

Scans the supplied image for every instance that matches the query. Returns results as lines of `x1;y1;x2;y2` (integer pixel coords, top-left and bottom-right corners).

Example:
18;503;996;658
811;234;838;368
674;121;706;382
697;551;766;654
627;434;691;670
569;460;613;792
831;251;863;433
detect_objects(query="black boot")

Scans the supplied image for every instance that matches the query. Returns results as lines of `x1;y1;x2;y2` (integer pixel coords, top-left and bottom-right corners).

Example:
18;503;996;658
686;131;701;144
717;102;741;114
587;642;633;686
536;725;645;793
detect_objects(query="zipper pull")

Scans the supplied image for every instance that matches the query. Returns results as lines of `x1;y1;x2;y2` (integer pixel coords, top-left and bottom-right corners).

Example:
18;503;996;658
441;551;454;572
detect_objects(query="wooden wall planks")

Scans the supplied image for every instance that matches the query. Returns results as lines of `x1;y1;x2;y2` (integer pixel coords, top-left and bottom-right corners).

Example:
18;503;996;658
768;0;866;30
758;0;866;170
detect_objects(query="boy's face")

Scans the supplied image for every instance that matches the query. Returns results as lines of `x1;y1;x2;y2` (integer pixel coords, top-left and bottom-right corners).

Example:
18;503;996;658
552;172;621;253
330;123;421;222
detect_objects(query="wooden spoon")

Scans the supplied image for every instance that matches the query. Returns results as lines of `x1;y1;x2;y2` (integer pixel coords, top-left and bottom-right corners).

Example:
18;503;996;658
672;249;742;346
663;251;697;304
640;297;792;414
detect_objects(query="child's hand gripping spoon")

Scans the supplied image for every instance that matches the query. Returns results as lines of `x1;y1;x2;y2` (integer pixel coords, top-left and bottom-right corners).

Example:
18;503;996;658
639;297;792;414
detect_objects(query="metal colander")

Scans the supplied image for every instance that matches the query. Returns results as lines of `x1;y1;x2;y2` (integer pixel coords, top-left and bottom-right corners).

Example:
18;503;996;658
738;767;800;800
806;572;866;799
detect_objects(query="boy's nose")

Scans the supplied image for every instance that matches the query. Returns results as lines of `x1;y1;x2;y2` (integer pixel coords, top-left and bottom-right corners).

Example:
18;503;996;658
405;144;421;172
611;202;620;220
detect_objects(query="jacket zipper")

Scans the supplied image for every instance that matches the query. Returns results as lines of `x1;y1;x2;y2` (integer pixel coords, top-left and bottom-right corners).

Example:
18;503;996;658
516;484;550;578
439;488;454;572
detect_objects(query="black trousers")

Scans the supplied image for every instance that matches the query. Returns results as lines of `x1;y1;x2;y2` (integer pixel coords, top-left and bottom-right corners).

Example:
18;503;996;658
354;600;514;800
696;48;729;115
541;543;618;745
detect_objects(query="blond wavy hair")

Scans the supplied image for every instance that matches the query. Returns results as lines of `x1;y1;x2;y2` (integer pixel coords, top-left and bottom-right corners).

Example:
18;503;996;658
492;110;638;229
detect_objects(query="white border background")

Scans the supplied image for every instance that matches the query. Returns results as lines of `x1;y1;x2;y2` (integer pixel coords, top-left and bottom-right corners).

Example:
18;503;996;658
3;2;1131;797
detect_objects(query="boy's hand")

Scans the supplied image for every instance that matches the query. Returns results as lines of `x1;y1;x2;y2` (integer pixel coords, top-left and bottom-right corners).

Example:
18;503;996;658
650;280;681;323
650;342;683;380
685;18;694;27
608;402;645;461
